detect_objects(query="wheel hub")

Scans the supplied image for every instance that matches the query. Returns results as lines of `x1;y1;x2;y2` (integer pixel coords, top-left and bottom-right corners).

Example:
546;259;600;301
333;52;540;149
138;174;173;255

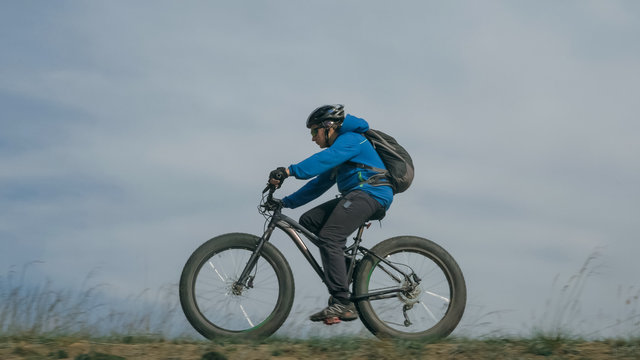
231;282;244;296
230;275;255;296
398;281;421;306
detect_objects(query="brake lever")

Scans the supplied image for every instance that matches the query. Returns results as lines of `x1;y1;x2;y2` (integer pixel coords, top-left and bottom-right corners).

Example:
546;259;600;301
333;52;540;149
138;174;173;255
262;184;277;204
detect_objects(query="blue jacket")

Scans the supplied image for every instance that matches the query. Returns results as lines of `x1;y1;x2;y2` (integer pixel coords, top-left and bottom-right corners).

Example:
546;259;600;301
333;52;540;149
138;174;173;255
282;114;394;210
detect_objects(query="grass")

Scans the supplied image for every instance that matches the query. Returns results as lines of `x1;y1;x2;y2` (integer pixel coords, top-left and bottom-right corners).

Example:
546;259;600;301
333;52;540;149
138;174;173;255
530;251;603;339
527;250;640;341
5;335;640;360
2;256;640;359
0;262;184;340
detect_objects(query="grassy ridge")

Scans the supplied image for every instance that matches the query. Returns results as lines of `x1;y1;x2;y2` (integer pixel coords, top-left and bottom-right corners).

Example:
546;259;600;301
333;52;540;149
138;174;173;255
2;256;640;359
1;335;640;359
0;263;182;339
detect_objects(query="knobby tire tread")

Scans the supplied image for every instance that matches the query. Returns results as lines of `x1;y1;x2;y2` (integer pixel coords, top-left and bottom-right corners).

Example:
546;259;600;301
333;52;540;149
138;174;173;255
353;236;466;340
179;233;294;339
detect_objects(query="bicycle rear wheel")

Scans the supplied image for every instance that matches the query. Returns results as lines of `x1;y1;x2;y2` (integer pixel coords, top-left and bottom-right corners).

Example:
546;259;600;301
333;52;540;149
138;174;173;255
354;236;466;340
179;233;294;339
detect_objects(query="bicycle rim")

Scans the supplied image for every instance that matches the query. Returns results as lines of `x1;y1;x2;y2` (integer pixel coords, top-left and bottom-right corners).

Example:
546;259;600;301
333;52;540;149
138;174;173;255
193;247;280;332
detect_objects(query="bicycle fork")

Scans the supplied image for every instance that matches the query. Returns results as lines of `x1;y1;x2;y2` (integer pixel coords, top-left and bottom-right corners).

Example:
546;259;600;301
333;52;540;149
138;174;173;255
232;221;277;295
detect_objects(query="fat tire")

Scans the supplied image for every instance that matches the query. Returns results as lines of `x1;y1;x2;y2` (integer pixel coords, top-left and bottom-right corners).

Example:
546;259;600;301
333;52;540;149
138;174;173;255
179;233;294;339
353;236;466;340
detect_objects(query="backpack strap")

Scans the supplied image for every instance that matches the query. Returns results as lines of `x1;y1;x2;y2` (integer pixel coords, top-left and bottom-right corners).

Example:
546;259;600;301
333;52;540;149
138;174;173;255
346;161;386;174
346;161;393;188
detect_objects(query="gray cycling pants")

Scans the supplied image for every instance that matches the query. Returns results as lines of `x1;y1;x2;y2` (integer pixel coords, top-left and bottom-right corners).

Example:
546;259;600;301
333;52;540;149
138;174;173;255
299;190;384;302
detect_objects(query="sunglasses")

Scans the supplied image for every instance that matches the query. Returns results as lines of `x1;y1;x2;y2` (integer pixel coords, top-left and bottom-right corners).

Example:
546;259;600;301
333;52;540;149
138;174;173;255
310;127;320;137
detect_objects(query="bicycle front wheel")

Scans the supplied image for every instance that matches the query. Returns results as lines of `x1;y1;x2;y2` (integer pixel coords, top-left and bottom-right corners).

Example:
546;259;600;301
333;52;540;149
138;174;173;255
179;233;294;339
354;236;466;340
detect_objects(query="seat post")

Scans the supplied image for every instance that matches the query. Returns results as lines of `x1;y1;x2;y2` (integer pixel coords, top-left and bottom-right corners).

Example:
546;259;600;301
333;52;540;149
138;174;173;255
346;223;370;288
354;223;371;242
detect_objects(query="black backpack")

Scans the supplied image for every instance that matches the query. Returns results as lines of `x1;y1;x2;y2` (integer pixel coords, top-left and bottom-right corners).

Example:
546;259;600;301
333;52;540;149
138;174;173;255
349;129;414;194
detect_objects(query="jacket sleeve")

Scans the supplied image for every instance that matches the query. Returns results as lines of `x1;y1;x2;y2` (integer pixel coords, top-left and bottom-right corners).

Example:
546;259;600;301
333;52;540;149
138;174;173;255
281;170;336;209
288;133;362;179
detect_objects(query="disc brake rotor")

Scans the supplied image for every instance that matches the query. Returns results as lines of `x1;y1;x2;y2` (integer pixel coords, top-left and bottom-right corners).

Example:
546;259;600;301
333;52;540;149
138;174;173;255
398;280;421;306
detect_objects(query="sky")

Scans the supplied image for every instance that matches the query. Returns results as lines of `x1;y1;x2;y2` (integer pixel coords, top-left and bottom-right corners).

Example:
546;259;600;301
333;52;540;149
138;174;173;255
1;1;639;338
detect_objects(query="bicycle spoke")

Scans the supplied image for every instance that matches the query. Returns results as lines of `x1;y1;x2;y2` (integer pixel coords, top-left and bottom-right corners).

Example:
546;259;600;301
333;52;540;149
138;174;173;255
424;290;450;303
419;301;438;322
194;247;280;332
239;304;254;327
365;248;452;334
208;261;226;282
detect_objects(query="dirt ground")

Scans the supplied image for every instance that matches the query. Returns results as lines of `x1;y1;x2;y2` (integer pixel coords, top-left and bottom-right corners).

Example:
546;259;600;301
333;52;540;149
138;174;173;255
1;338;639;360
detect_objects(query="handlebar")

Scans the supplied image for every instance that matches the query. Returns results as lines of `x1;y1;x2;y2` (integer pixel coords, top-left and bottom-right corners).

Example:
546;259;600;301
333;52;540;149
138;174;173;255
260;169;287;214
260;182;282;214
262;183;275;195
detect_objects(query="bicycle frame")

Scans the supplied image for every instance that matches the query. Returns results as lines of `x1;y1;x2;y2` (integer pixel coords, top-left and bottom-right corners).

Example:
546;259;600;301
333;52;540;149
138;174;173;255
235;195;419;302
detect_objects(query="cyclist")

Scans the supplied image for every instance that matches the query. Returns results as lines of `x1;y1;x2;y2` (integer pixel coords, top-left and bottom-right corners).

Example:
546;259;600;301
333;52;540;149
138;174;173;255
268;104;393;324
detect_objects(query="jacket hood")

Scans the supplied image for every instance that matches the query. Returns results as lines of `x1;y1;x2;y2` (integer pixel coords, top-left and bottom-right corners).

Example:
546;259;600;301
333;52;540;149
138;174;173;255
338;114;369;134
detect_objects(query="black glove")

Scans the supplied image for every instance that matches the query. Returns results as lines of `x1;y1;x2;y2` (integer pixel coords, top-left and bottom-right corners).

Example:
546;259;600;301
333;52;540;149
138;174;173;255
269;167;289;188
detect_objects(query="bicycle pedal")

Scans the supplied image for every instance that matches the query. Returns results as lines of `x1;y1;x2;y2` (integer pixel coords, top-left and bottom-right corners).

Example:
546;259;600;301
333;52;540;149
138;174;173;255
323;317;341;325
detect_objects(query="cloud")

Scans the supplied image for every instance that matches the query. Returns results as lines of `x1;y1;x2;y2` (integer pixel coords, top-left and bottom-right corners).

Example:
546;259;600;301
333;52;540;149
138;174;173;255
1;1;639;337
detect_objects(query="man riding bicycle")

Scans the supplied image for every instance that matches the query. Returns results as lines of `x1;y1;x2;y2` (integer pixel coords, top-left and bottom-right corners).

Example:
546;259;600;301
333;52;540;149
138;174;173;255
268;104;393;324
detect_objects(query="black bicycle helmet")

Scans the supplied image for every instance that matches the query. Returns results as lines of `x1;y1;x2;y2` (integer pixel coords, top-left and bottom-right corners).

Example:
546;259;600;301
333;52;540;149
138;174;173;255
306;104;345;128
